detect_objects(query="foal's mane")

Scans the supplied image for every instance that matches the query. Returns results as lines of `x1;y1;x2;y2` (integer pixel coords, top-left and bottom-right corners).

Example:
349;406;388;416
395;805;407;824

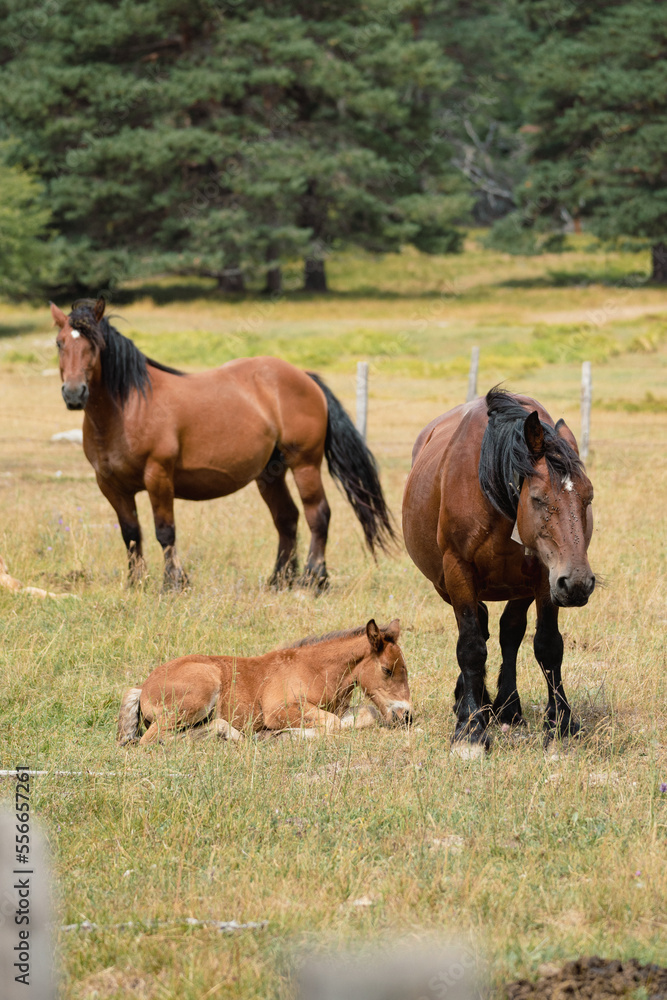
69;299;184;405
286;625;367;649
479;387;583;521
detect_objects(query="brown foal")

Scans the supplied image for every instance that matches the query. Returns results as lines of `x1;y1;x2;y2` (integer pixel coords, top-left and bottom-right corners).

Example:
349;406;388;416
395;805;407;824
117;619;412;745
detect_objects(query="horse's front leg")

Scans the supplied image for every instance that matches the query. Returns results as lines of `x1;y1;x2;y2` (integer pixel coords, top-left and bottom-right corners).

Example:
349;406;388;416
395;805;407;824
444;558;491;756
263;702;342;737
145;460;188;592
97;477;146;586
340;704;381;730
493;597;533;728
534;592;581;740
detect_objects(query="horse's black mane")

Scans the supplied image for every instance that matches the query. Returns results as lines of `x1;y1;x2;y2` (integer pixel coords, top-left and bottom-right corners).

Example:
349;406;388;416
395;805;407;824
69;299;184;405
479;387;583;521
286;625;367;649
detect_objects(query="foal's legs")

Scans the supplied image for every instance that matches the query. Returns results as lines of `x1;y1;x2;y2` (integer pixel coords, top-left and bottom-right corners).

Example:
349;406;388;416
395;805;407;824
290;463;331;589
340;704;381;730
534;593;581;739
443;557;490;753
97;477;146;585
256;454;299;587
493;597;533;727
263;701;342;736
186;718;242;742
144;460;187;591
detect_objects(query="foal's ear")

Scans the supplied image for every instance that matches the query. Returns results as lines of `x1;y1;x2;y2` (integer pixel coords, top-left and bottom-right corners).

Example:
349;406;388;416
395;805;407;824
93;296;106;322
555;418;580;456
524;410;546;458
383;618;401;643
50;302;67;328
366;619;384;654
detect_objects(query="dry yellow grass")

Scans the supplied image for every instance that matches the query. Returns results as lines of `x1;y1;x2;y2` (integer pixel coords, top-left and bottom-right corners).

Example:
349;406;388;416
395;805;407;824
0;242;666;999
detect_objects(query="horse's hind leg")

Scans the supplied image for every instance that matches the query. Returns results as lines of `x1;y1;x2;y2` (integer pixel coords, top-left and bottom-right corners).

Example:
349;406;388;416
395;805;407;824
291;462;330;590
493;597;533;728
139;709;178;745
256;452;299;587
186;718;243;742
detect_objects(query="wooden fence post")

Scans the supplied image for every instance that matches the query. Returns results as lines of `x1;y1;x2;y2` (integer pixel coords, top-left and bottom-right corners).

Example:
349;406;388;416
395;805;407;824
466;346;480;403
356;361;369;441
581;360;592;461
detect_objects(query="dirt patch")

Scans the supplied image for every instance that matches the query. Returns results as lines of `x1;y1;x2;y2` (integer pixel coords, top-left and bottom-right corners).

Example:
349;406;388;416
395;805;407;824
73;966;167;999
506;957;667;1000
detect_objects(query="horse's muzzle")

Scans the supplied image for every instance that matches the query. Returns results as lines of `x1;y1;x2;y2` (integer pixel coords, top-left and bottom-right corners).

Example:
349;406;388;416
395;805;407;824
62;383;89;410
390;705;414;727
552;573;596;607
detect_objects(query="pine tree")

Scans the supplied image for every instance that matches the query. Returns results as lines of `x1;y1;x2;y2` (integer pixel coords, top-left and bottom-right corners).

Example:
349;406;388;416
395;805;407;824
509;0;667;280
422;0;532;224
0;143;53;297
0;0;471;295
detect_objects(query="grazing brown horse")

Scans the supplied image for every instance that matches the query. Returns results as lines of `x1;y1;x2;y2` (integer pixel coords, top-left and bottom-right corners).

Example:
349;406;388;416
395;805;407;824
50;298;394;590
117;619;412;744
403;388;595;756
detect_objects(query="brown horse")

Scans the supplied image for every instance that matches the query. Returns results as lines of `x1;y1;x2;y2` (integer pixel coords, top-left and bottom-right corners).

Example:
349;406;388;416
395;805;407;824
50;298;394;590
117;619;412;744
403;388;595;756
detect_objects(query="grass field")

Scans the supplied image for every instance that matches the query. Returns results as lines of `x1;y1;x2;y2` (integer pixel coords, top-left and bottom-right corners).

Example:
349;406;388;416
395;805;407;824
1;236;666;999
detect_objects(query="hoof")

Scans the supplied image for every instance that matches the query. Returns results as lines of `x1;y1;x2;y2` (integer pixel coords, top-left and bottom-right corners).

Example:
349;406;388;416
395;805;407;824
297;566;329;592
544;715;582;742
500;717;528;734
268;560;298;590
450;742;486;761
161;571;189;593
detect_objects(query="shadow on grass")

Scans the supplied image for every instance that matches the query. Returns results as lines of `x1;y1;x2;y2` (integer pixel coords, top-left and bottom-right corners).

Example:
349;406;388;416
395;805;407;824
502;269;651;289
0;321;42;339
106;283;465;306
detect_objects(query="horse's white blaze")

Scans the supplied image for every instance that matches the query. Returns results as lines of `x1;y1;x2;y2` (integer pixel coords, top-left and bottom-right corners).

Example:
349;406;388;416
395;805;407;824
563;477;574;491
69;328;81;339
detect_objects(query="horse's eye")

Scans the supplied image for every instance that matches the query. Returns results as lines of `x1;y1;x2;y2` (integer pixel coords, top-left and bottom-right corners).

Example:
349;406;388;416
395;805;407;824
531;496;546;507
55;340;62;350
381;666;393;677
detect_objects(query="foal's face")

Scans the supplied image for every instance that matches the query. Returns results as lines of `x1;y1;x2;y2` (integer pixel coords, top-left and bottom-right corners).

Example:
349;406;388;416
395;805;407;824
357;619;413;725
517;461;595;608
51;302;102;410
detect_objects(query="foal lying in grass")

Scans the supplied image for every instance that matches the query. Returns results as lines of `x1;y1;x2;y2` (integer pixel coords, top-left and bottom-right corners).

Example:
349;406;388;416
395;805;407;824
117;619;412;745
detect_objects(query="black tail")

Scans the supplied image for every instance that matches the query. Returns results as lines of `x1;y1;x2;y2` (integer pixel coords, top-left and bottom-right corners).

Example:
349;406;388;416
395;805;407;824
307;372;396;557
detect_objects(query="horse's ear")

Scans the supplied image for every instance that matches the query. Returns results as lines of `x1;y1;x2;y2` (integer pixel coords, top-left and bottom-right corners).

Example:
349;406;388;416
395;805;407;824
524;410;546;458
366;619;384;654
94;296;106;322
50;302;67;328
383;618;400;643
555;418;580;456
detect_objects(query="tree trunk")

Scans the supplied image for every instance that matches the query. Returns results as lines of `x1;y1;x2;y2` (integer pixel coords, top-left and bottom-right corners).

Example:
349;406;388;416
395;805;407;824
651;242;667;283
263;265;282;295
303;257;327;292
217;268;245;293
